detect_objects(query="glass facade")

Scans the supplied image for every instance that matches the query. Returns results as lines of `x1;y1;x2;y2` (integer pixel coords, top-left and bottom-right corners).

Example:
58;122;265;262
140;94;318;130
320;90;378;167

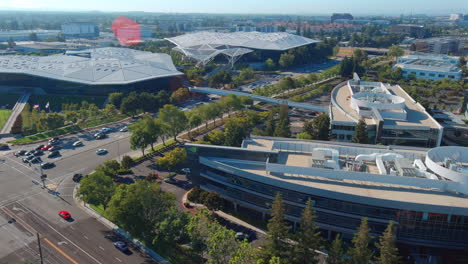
381;128;439;148
200;165;468;248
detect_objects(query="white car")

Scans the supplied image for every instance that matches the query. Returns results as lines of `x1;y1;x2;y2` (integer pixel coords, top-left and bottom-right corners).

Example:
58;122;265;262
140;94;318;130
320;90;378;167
181;168;191;174
72;141;83;147
96;149;108;155
119;126;128;132
100;127;111;133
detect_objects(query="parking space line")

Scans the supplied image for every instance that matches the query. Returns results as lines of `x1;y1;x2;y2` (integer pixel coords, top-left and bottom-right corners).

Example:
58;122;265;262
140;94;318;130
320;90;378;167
115;257;122;262
83;235;89;240
99;246;105;251
43;237;79;264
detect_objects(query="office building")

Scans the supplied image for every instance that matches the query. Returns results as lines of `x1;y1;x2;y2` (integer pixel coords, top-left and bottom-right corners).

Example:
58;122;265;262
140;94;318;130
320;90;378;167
330;74;443;148
0;47;183;95
393;53;462;81
0;30;60;42
61;22;99;39
186;137;468;259
414;37;465;55
390;24;425;38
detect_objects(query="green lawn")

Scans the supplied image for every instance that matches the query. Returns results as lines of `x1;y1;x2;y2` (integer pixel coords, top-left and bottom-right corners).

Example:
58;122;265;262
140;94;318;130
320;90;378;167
0;109;12;130
89;204;105;215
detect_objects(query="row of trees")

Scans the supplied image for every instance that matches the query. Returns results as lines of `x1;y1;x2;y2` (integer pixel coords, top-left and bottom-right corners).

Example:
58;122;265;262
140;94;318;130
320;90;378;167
261;193;401;264
254;105;290;138
108;90;170;116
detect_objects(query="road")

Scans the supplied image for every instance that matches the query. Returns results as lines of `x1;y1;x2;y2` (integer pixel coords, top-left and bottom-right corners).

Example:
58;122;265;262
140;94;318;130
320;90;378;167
0;123;157;264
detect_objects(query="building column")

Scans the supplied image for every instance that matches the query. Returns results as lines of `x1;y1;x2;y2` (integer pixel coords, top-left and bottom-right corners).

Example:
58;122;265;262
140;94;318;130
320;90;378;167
233;202;238;213
327;230;332;241
262;212;266;221
293;221;297;232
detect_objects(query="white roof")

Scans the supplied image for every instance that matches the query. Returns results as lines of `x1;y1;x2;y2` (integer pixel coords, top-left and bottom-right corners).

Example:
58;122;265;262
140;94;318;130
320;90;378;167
166;31;320;51
0;47;183;85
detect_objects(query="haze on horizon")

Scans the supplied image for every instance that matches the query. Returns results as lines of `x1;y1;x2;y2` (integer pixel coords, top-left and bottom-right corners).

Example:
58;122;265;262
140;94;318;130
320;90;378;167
0;0;466;15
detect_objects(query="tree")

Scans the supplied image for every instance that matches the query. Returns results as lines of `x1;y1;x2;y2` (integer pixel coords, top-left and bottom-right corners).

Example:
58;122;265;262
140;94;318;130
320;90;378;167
375;221;400;264
171;87;192;103
265;58;276;71
130;124;149;156
387;45;404;61
102;160;121;176
327;234;346;264
152;207;189;253
106;180;177;245
273;118;290;138
296;132;313;140
187;111;202;138
304;113;330;140
120;155;134;169
155;147;187;170
348;217;373;264
120;92;141;116
339;56;353;77
43;113;64;130
239;96;253;108
230;240;259;264
224;117;249;147
352;119;368;144
102;104;118;118
279;52;295;69
204;130;225;145
158;104;187;140
292;199;323;264
209;71;232;88
263;193;291;261
203;191;225;211
206;223;239;264
108;92;125;108
77;171;115;209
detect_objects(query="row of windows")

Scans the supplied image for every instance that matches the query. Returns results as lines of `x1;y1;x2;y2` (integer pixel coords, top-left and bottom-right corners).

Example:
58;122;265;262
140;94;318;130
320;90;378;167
406;71;456;79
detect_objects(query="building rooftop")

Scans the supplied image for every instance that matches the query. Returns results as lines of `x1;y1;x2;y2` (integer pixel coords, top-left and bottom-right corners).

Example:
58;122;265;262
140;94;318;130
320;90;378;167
330;79;440;130
395;53;461;74
0;47;183;85
196;137;468;213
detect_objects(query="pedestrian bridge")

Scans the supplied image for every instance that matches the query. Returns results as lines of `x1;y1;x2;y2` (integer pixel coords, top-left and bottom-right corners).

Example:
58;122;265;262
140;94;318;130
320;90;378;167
189;87;327;112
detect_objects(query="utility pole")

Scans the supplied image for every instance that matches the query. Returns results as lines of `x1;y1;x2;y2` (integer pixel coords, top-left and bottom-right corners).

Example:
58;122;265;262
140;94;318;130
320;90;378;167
37;233;44;264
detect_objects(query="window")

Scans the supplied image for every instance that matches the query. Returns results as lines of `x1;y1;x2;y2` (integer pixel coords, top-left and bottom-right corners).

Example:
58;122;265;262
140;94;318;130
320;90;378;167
419;72;425;76
438;74;445;78
448;75;455;79
429;73;435;77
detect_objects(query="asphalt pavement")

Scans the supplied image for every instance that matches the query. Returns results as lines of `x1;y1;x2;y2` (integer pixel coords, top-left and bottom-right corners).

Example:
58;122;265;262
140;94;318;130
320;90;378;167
0;123;158;264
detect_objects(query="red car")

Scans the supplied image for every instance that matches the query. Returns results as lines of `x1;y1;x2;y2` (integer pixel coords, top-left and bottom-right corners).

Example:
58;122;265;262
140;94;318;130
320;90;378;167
41;144;53;151
58;211;71;220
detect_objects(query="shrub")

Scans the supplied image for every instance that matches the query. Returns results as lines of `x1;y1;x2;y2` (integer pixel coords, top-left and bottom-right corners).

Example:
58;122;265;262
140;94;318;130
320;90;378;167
146;173;159;181
117;168;133;175
120;155;134;169
187;186;203;203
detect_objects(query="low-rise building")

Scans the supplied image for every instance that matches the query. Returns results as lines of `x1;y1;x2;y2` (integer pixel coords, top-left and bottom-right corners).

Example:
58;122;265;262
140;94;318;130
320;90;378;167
393;53;462;81
185;137;468;259
61;22;99;39
414;37;465;55
390;24;425;38
330;74;443;148
0;30;60;42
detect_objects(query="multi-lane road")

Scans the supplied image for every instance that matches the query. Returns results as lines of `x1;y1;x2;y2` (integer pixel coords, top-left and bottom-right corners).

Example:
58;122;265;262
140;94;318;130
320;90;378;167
0;123;158;264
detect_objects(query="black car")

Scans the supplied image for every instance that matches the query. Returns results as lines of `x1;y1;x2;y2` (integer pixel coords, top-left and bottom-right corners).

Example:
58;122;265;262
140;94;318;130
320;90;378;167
0;144;9;150
35;145;44;151
30;157;42;164
48;145;61;151
14;150;27;157
40;162;54;169
33;150;43;156
22;155;35;163
48;151;60;158
95;133;107;140
48;139;60;145
72;173;83;182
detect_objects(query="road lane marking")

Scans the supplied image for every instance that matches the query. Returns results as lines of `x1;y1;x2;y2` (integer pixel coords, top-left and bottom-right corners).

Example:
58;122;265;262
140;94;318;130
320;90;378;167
83;235;89;240
43;237;79;264
99;246;105;251
115;257;122;262
69;225;75;230
16;202;103;264
1;207;36;235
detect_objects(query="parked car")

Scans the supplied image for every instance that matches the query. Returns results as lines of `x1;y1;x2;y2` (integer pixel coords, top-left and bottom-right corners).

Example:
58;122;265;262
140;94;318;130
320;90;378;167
58;211;71;220
96;149;108;155
95;133;107;140
35;145;44;151
0;144;9;150
72;173;83;182
14;150;27;157
25;150;35;156
41;144;52;151
72;141;83;147
40;162;54;169
30;157;41;164
119;126;128;132
48;145;61;151
113;241;129;253
48;139;60;145
32;150;43;156
22;155;35;163
100;127;112;134
181;168;191;174
235;232;250;241
48;151;60;158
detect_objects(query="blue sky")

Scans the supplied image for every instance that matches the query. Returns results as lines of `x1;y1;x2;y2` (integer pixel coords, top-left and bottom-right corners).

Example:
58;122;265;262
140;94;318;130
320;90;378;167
1;0;466;15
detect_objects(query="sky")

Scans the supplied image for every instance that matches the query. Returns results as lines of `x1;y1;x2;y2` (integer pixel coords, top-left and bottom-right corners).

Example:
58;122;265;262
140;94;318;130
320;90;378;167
0;0;467;15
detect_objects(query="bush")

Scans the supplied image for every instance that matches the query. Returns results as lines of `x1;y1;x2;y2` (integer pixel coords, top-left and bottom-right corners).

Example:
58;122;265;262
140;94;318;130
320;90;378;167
187;186;225;210
120;155;134;169
117;168;133;175
146;173;159;181
187;186;203;203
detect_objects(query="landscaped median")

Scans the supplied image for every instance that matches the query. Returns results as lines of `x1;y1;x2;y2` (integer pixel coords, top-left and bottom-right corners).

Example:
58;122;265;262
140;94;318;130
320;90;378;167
9;115;129;145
